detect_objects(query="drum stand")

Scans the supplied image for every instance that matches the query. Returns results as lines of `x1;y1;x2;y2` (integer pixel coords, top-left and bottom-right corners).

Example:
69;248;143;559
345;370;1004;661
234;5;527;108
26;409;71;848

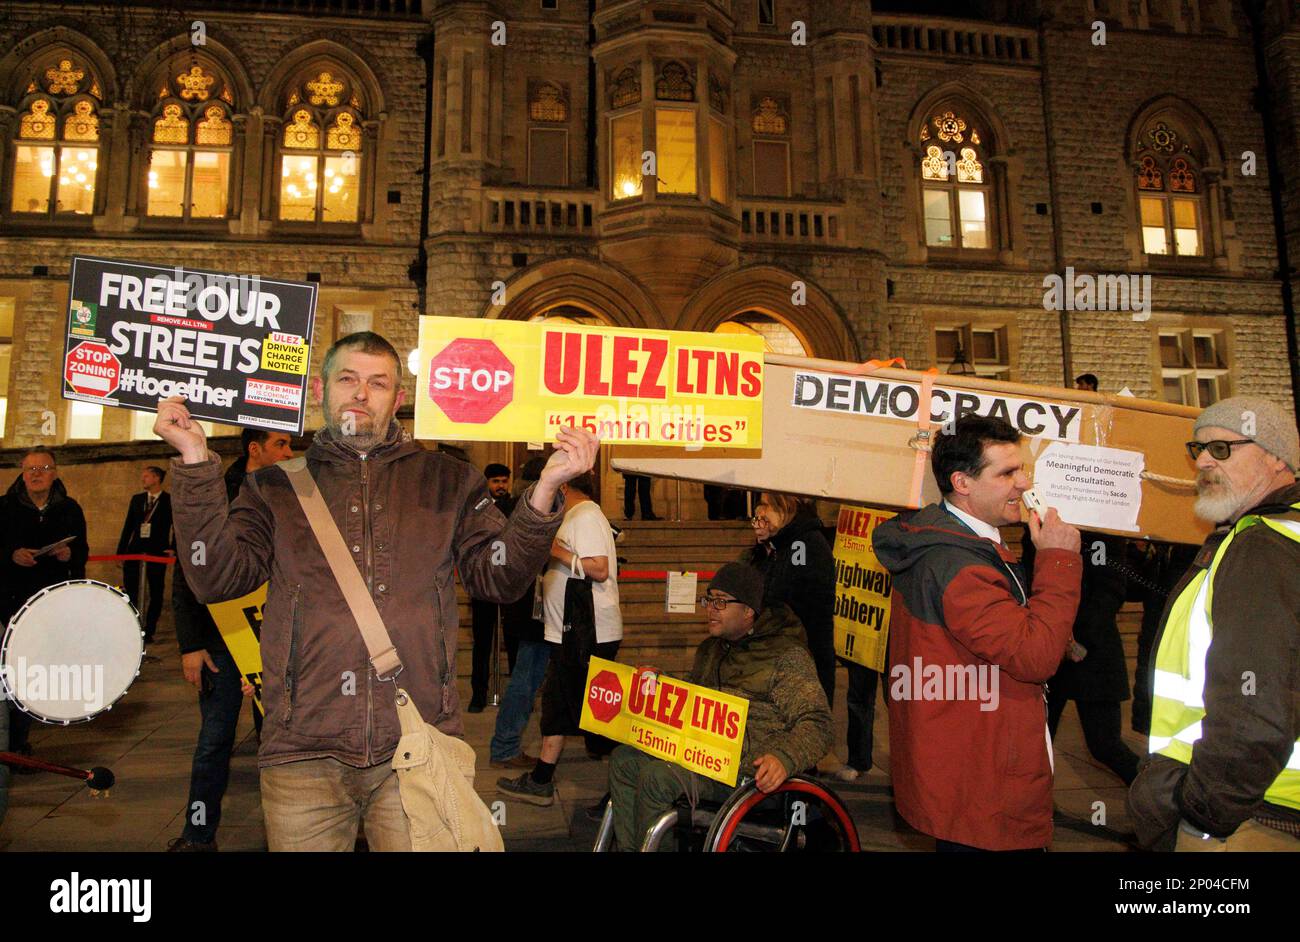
136;563;161;663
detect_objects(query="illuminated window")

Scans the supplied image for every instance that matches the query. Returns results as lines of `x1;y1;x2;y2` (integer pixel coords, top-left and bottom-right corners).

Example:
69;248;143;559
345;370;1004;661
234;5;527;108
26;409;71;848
277;67;365;223
918;109;990;251
655;109;696;195
1134;117;1203;257
752;97;790;197
67;401;103;440
1158;329;1228;406
10;55;102;216
145;61;234;221
609;112;643;200
130;409;215;440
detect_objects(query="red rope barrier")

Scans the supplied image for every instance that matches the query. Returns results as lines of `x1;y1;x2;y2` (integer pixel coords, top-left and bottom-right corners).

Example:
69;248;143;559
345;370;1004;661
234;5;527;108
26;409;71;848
619;569;716;580
87;553;176;564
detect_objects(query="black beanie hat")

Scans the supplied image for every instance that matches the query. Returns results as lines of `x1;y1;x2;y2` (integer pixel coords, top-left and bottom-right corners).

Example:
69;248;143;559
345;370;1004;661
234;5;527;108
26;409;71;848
707;563;765;616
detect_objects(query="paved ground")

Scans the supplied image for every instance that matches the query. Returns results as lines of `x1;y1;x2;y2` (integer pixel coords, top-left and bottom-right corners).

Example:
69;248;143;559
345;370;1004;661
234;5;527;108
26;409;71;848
1;617;1143;852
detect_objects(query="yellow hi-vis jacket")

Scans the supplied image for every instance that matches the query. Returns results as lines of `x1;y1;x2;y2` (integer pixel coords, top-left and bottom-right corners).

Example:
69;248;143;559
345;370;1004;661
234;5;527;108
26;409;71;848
1150;502;1300;812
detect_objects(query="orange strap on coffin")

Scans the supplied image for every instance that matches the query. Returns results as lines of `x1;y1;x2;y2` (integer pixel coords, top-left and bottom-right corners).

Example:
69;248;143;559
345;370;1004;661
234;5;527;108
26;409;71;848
845;357;936;509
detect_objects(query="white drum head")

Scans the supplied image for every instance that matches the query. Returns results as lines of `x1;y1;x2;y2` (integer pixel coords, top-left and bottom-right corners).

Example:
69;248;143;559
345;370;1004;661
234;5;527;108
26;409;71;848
1;580;144;724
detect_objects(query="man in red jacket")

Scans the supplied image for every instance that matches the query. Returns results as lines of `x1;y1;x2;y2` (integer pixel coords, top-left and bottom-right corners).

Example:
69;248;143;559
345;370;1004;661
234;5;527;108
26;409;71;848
873;415;1082;850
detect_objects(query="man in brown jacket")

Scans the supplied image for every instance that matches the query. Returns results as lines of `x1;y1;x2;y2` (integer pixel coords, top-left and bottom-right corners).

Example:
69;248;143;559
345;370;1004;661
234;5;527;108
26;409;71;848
155;331;598;851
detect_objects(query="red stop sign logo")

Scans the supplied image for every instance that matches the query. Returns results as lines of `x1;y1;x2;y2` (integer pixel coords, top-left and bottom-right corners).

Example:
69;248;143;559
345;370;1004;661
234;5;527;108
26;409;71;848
587;670;624;724
427;339;514;424
64;342;120;398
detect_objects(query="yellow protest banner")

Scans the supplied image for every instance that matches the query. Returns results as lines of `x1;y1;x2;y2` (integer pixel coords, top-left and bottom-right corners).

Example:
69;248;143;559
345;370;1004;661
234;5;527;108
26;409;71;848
207;583;267;715
414;316;764;447
832;505;895;673
579;657;750;786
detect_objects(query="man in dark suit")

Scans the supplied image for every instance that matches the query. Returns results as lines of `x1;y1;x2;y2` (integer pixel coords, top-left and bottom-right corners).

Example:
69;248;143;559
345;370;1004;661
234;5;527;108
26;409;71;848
468;463;525;712
117;465;174;644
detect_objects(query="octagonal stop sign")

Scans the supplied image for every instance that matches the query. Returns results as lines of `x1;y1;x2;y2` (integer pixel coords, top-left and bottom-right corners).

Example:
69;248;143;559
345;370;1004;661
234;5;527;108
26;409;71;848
587;670;623;724
64;341;121;398
427;338;514;424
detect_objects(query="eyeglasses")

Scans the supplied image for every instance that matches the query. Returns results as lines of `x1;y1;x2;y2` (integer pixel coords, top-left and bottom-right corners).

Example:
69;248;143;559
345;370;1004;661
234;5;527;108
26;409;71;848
22;465;55;474
698;595;745;612
1185;440;1253;461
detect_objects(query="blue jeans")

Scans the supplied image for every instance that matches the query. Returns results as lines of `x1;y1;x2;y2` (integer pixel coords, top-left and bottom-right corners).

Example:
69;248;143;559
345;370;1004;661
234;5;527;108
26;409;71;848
489;640;551;762
181;647;245;844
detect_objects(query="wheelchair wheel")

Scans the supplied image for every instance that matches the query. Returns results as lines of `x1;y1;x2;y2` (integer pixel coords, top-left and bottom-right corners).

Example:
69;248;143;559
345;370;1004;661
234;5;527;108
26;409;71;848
703;776;860;852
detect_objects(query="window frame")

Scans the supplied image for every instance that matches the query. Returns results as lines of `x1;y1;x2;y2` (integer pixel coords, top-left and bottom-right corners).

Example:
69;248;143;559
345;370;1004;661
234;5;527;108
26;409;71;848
915;109;1000;261
271;66;369;231
932;322;1013;380
1155;327;1229;407
9;94;103;221
143;101;236;224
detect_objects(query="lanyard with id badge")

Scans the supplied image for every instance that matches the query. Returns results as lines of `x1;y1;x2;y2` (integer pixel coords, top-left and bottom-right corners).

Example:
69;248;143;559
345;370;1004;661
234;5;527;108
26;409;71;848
139;495;160;540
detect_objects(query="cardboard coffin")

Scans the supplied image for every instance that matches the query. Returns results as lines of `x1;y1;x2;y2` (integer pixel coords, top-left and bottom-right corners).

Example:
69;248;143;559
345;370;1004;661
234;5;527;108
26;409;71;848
611;354;1210;546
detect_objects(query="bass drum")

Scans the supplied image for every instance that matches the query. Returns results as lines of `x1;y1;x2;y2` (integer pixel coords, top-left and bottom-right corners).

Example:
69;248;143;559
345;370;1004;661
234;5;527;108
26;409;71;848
1;580;144;724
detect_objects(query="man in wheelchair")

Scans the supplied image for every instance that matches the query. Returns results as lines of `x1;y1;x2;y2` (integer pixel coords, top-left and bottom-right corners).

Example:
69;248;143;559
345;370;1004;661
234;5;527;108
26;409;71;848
607;563;833;850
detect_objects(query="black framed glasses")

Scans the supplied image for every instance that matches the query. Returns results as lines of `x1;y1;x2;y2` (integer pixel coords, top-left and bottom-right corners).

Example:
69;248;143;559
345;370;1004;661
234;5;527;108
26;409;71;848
1186;440;1253;461
698;595;744;612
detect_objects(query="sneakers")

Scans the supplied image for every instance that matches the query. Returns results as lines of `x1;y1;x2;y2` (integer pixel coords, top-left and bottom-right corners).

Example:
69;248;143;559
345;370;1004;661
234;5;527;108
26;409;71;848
490;752;537;770
166;836;217;852
497;772;555;806
835;766;864;782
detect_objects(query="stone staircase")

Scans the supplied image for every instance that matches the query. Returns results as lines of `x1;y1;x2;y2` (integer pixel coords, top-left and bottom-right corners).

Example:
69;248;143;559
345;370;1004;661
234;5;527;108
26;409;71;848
454;520;755;676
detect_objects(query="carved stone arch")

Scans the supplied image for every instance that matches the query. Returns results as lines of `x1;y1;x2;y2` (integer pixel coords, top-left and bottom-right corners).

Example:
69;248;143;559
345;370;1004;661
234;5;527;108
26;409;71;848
258;37;386;116
907;82;1012;156
132;36;255;112
0;27;117;104
489;257;664;330
1126;95;1225;169
678;265;860;361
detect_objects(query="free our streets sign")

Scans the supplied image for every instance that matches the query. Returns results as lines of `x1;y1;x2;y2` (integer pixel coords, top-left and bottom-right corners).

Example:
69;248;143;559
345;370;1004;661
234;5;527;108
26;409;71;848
63;256;318;434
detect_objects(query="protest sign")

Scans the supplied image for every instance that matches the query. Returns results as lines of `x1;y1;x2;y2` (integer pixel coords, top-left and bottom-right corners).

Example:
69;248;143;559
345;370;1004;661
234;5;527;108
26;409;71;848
206;584;267;716
414;316;764;447
64;257;318;434
832;505;895;672
579;657;750;786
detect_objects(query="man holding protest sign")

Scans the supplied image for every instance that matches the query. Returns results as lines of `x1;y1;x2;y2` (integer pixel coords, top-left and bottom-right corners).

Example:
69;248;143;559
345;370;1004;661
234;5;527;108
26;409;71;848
606;563;831;851
158;330;598;851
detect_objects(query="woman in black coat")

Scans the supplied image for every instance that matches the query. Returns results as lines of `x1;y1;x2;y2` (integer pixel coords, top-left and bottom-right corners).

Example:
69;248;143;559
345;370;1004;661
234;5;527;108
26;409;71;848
744;493;837;707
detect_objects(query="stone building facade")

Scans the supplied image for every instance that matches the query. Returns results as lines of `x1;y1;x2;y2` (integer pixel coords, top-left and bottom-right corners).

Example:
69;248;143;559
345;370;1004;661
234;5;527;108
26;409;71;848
0;0;1296;537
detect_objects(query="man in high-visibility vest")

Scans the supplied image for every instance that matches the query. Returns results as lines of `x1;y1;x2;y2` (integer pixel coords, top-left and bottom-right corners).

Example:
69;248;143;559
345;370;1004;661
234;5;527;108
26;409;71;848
1128;396;1300;851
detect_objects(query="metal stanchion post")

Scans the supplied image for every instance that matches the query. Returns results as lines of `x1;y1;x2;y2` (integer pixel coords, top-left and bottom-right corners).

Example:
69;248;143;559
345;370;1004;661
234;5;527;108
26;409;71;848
490;607;502;707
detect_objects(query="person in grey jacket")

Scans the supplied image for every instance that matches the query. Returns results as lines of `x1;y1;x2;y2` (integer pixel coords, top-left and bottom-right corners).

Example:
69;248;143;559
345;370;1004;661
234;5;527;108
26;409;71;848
155;331;599;851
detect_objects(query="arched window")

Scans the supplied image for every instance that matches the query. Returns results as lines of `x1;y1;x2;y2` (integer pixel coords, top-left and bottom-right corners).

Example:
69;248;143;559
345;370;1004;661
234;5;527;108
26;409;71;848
10;54;103;216
145;60;235;219
277;66;365;223
1134;114;1204;257
918;108;991;250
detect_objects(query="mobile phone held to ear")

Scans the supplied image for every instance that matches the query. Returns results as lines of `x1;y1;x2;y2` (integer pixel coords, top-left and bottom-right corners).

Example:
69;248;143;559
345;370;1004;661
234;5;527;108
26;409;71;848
1022;489;1045;517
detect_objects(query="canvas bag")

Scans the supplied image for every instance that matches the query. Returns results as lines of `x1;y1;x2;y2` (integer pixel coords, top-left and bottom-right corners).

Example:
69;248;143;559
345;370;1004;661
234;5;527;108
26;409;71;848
283;459;504;852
